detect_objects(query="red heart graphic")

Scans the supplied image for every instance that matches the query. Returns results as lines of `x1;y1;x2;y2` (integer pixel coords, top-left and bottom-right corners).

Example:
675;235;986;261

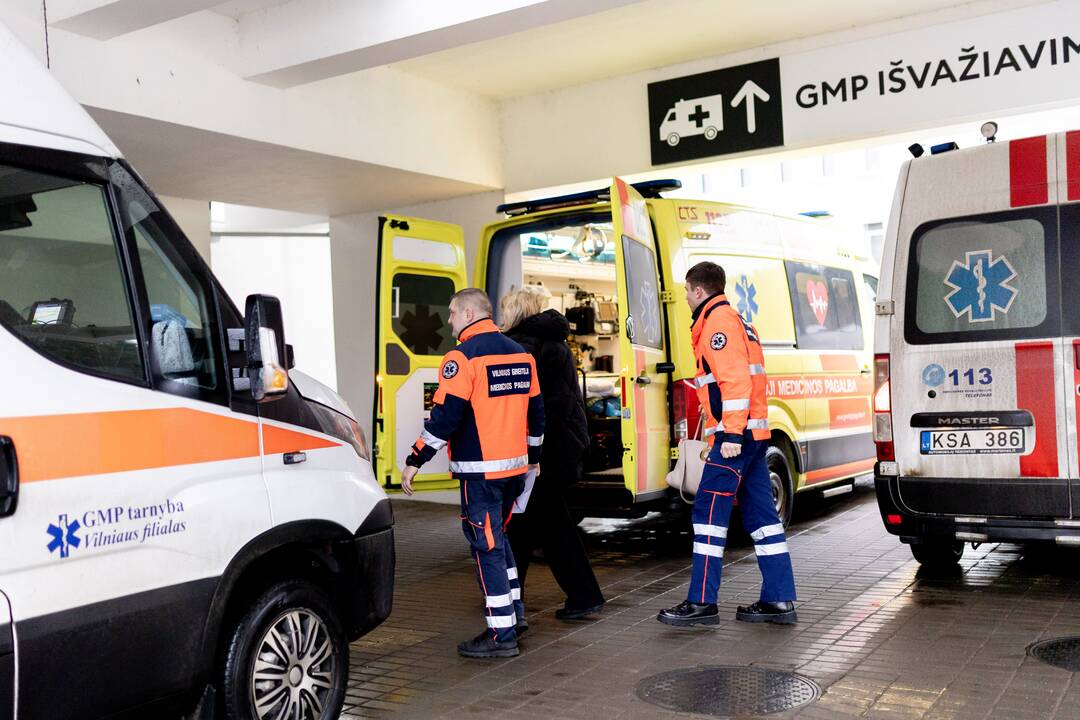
806;280;829;326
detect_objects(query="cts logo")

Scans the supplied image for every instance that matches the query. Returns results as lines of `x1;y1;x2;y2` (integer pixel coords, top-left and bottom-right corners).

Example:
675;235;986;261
710;332;728;350
922;364;946;387
442;360;459;379
46;514;81;559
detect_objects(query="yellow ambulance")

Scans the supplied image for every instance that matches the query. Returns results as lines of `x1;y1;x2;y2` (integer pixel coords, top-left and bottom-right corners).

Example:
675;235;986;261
374;178;877;524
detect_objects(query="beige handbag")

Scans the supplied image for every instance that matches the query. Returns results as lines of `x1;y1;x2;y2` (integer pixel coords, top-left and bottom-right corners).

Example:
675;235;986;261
665;415;708;503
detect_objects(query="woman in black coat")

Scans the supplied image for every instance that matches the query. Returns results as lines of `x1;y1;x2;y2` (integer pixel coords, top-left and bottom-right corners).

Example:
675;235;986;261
501;287;605;620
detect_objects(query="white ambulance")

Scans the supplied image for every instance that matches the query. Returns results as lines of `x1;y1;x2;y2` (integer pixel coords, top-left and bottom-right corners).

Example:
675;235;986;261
658;95;725;146
874;129;1080;565
0;22;392;720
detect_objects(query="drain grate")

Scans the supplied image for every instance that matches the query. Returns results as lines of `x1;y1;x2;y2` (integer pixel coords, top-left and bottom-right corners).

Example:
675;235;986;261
636;665;820;716
1028;637;1080;672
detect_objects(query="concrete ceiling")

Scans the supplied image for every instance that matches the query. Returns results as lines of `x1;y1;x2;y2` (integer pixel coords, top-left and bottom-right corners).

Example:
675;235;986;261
392;0;1041;98
88;108;496;216
212;0;294;21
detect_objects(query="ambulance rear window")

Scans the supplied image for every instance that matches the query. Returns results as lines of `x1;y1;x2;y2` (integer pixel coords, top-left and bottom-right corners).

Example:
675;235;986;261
905;208;1060;344
786;262;863;350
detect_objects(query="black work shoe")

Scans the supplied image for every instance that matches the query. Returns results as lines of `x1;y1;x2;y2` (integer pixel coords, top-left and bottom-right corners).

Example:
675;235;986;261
555;603;604;620
457;630;520;659
735;600;797;625
515;616;529;637
657;600;719;627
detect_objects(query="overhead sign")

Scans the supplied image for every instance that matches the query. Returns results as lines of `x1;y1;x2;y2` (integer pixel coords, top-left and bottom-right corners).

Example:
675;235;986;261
780;0;1080;148
647;0;1080;166
647;58;783;165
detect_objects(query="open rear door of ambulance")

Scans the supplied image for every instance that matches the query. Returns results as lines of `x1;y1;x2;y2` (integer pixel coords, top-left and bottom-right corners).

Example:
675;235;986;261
375;215;467;491
611;178;671;502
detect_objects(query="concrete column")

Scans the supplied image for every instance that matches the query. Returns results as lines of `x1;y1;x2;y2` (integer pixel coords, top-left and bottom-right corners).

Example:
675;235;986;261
330;190;503;437
160;195;211;262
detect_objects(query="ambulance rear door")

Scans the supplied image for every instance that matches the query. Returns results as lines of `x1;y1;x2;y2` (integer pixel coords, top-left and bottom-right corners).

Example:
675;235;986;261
891;136;1069;519
1056;131;1080;515
375;215;467;491
611;178;671;500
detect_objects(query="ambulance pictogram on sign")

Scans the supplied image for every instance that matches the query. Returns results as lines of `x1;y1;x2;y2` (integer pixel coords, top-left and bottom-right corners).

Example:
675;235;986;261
944;249;1018;322
648;58;783;165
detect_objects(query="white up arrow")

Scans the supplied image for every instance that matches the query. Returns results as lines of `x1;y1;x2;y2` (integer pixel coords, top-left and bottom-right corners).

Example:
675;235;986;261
731;80;770;134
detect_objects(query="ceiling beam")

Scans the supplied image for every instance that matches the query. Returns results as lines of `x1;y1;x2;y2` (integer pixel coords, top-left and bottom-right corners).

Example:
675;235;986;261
49;0;223;40
237;0;644;88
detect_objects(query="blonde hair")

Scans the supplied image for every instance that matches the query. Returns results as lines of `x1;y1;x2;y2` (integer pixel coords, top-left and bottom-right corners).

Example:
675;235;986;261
498;285;552;331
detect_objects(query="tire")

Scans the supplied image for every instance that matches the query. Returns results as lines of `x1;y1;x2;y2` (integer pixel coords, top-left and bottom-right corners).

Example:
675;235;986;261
666;133;680;146
766;445;794;527
910;540;965;567
221;579;348;720
704;126;718;140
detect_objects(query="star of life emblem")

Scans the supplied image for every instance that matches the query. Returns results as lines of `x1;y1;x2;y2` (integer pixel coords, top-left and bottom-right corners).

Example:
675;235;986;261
944;249;1018;323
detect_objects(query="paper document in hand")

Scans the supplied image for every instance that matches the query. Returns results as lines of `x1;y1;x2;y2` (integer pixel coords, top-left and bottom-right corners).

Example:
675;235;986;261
513;468;538;514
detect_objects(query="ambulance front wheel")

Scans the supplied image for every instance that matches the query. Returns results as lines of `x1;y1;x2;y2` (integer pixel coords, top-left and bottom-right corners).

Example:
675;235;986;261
666;133;680;147
909;539;965;567
221;579;349;720
766;445;794;527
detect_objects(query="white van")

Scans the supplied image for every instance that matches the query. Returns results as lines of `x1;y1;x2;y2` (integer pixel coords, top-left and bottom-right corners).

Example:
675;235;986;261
658;95;724;146
0;22;392;720
874;130;1080;565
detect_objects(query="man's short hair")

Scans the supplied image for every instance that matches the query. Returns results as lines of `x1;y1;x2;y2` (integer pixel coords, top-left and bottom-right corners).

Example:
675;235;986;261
450;288;493;317
685;262;726;295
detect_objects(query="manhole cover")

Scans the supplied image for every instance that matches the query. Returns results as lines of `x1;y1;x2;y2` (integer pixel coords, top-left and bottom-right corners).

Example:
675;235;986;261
636;666;820;716
1028;637;1080;671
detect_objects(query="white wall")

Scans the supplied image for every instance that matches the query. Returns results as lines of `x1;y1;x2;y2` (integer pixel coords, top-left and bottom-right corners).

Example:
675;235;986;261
330;190;503;437
211;234;338;391
159;195;210;261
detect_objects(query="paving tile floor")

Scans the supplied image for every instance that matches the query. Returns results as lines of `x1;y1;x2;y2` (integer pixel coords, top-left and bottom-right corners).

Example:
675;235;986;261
340;479;1080;719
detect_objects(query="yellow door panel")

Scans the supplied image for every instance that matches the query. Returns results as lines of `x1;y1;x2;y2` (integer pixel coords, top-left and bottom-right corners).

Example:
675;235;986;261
611;178;671;498
375;215;467;491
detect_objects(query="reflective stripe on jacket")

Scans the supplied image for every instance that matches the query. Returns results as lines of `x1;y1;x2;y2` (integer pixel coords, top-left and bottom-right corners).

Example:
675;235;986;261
690;294;769;446
407;318;545;479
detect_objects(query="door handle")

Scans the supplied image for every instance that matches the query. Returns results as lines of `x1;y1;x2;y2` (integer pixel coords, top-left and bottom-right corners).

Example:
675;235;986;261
635;375;652;386
283;451;307;465
0;437;18;517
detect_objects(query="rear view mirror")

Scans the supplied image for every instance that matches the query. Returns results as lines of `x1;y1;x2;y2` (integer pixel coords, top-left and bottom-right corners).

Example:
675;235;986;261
244;294;288;402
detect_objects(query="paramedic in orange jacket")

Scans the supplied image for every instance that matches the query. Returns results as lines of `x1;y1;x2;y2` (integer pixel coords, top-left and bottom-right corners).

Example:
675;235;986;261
401;288;544;658
658;262;797;627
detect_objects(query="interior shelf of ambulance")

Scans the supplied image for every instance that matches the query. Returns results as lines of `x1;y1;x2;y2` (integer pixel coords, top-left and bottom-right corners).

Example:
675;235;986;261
488;212;625;475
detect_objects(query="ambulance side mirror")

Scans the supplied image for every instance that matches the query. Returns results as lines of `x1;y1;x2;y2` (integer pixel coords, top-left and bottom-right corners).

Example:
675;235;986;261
244;294;289;402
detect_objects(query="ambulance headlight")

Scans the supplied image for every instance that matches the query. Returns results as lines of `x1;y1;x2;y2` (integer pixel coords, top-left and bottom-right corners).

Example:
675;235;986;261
307;401;371;460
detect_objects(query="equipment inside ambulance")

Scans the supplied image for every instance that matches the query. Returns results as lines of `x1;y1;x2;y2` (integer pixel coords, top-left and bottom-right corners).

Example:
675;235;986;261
0;21;392;720
875;128;1080;566
375;177;877;524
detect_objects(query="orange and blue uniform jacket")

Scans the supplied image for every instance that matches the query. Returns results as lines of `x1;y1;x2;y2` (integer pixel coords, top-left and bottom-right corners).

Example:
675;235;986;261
691;293;769;447
406;318;544;479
